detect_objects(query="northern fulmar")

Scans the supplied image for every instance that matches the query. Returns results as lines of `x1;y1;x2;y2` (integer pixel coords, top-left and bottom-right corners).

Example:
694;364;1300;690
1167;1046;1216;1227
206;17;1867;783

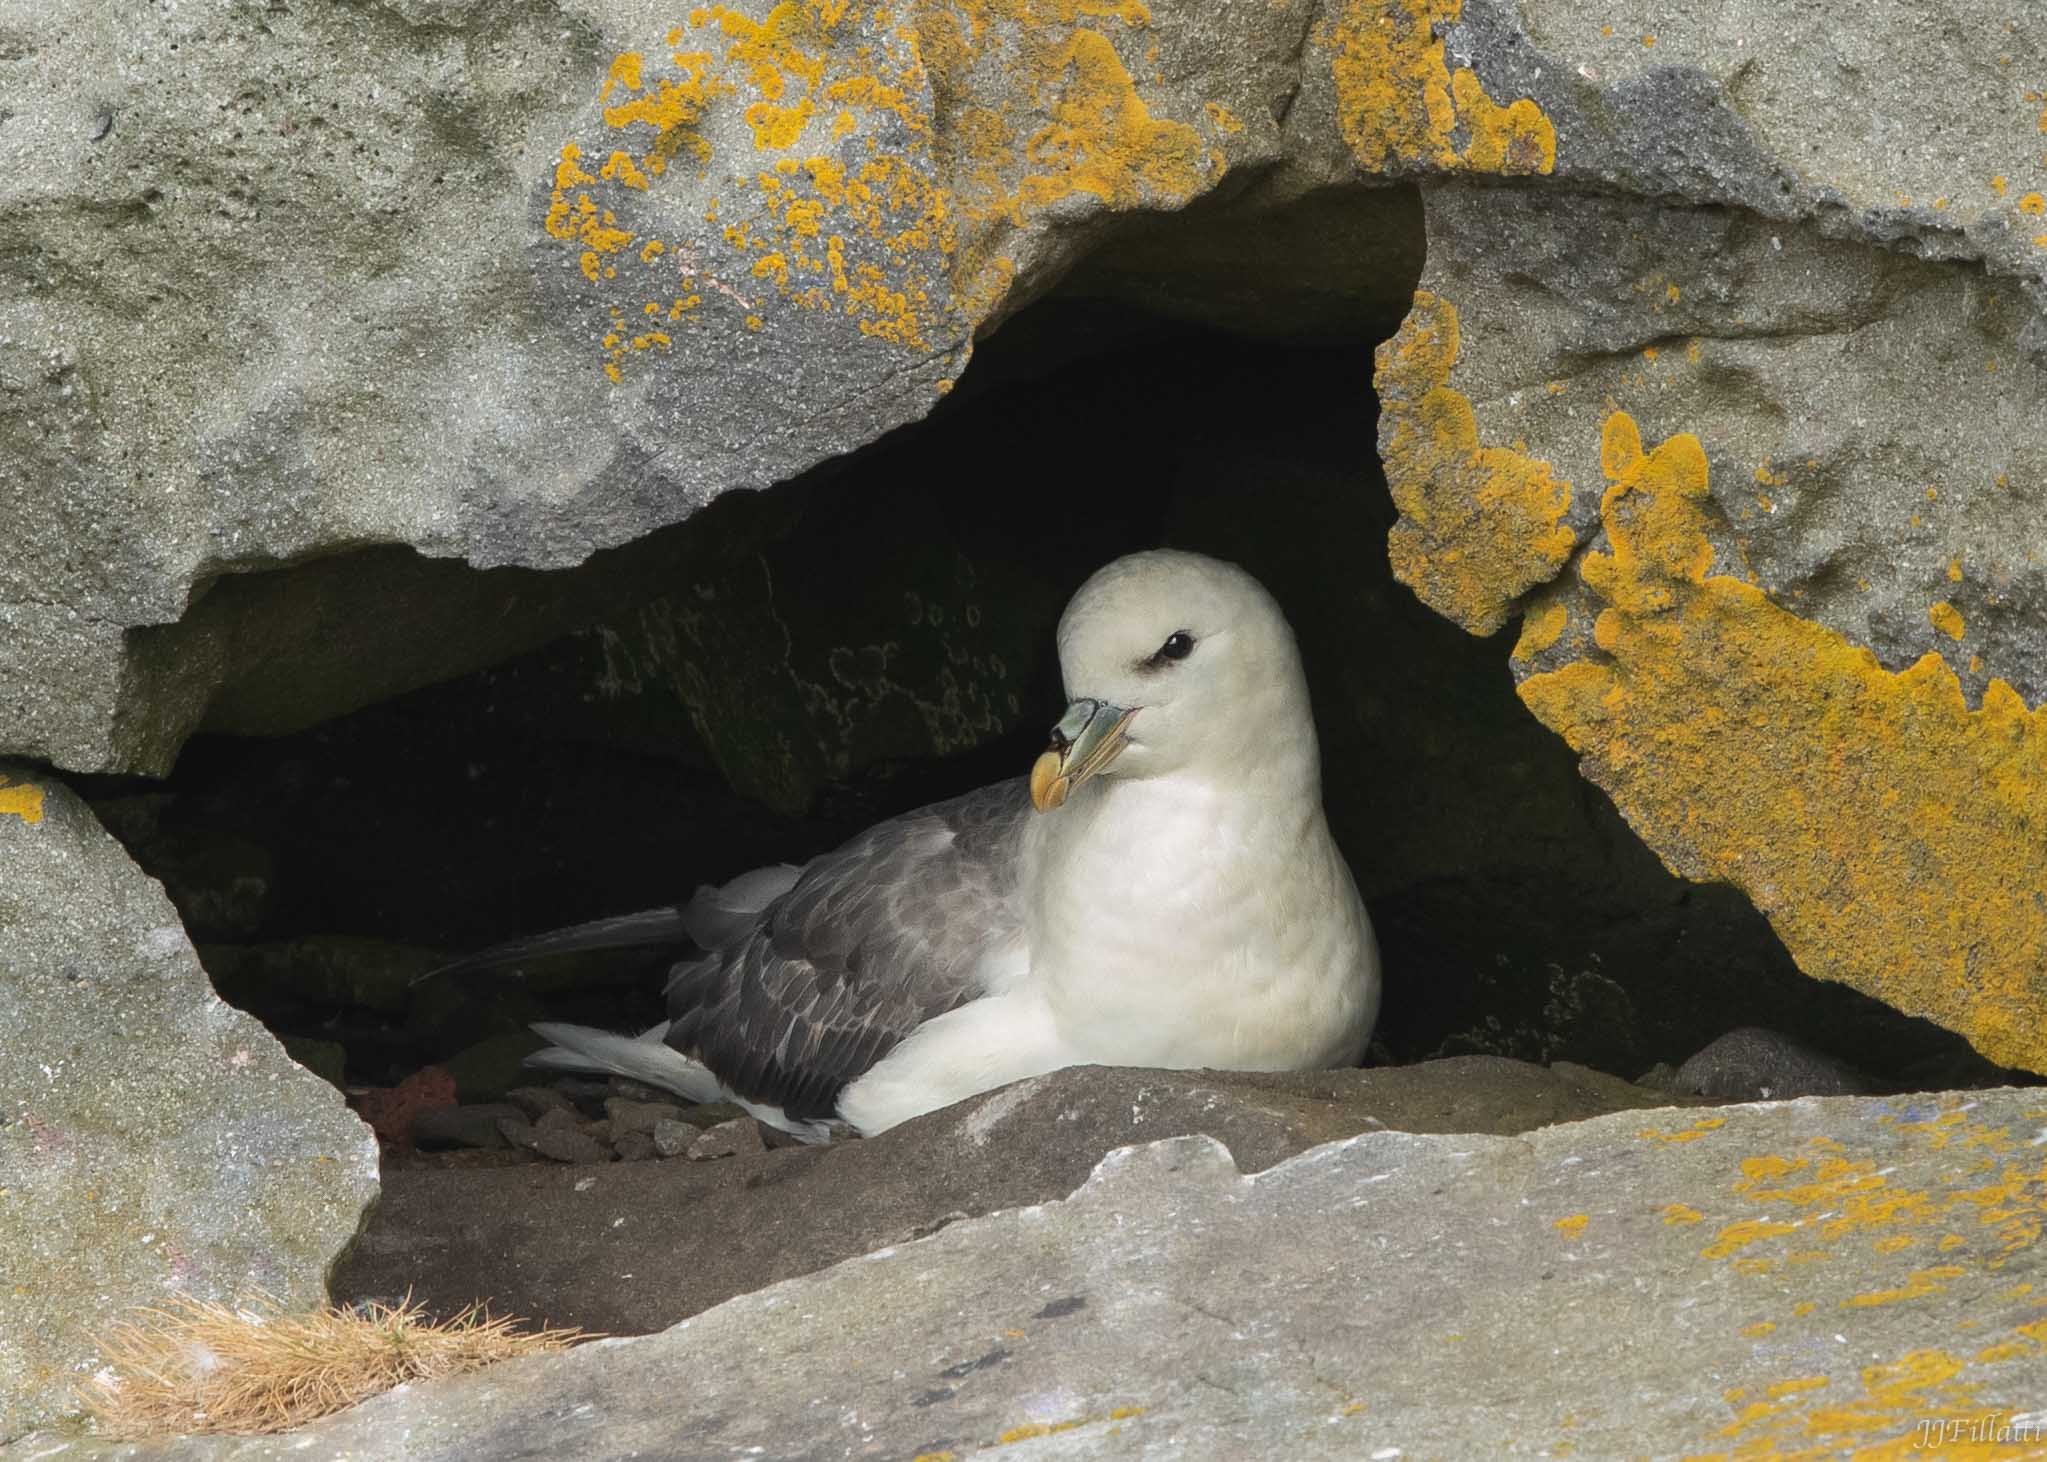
449;549;1380;1139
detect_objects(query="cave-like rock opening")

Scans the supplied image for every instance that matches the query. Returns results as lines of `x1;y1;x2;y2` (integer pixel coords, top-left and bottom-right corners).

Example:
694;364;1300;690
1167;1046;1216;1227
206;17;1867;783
76;286;1996;1108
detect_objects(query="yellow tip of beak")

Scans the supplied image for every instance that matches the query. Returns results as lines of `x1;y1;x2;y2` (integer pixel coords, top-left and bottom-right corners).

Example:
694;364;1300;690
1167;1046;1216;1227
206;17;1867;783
1029;749;1070;813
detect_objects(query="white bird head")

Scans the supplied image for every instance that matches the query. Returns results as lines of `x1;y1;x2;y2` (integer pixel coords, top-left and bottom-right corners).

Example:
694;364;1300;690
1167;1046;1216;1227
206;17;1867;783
1030;549;1317;811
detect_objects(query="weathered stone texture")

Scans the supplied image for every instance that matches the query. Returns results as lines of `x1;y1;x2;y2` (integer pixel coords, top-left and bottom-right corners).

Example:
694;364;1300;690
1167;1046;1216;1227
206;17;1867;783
1369;3;2047;1074
0;768;379;1440
21;1087;2047;1460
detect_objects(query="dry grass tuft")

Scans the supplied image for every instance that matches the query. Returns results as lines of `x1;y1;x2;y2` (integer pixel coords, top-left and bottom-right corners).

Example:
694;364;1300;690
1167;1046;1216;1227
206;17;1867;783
83;1292;592;1439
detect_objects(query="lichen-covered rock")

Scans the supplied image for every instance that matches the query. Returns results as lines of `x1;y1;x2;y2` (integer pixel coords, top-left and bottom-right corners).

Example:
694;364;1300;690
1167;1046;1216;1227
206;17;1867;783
4;0;1409;775
24;1085;2047;1460
0;767;379;1440
1371;4;2047;1073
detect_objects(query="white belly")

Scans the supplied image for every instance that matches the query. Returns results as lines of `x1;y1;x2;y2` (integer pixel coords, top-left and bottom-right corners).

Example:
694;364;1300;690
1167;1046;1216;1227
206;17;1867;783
1026;774;1379;1071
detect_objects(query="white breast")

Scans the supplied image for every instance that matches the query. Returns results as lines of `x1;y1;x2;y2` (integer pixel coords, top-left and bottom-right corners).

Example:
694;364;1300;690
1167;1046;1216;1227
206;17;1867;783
1022;771;1379;1072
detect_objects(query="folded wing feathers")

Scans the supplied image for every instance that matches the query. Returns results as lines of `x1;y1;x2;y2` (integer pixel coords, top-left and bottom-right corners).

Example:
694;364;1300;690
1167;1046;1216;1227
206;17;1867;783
660;781;1032;1122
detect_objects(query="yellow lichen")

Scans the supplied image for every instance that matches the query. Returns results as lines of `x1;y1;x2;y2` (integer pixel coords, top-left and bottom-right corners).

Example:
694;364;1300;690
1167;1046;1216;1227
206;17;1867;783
1513;598;1569;660
1554;1213;1589;1238
1000;29;1208;217
0;774;44;825
1844;1265;1968;1309
545;0;1231;381
1930;601;1966;641
1641;1117;1728;1145
1518;412;2047;1073
1319;0;1556;176
1376;292;1577;635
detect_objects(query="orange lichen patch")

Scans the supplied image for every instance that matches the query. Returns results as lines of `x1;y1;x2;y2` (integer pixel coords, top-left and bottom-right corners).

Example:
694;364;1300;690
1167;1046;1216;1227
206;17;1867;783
1517;411;2047;1073
1689;1347;2042;1460
546;145;642;281
0;774;45;825
1376;292;1577;635
1319;0;1556;176
1930;600;1967;640
1010;30;1207;214
1702;1218;1802;1260
1844;1265;1968;1308
1512;598;1569;660
545;0;1231;380
1663;1203;1705;1226
1203;101;1243;134
1554;1213;1589;1239
1641;1116;1729;1145
2019;192;2046;216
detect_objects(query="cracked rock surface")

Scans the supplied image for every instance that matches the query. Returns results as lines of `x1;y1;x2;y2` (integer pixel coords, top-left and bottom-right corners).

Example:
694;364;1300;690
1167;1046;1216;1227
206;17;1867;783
0;768;378;1441
22;1083;2047;1460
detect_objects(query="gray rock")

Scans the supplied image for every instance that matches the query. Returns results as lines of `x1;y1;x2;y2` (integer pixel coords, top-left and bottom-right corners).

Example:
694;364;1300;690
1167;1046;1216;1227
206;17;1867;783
611;1131;657;1163
600;1098;688;1138
330;1059;1683;1338
525;1110;610;1167
1370;2;2047;1073
412;1104;524;1152
1654;1027;1877;1102
649;1119;702;1159
31;1084;2047;1460
0;0;1317;776
502;1087;579;1123
274;1036;346;1092
492;1116;537;1151
684;1118;766;1162
0;767;378;1440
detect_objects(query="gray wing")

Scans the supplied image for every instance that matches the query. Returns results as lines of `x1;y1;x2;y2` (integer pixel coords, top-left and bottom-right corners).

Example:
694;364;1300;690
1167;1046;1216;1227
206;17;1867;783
663;778;1034;1122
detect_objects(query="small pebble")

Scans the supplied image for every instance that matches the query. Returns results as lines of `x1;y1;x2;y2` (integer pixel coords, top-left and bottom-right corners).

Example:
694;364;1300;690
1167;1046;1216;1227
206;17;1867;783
414;1102;523;1151
605;1097;689;1137
687;1117;765;1161
652;1118;703;1158
530;1108;612;1164
505;1085;580;1121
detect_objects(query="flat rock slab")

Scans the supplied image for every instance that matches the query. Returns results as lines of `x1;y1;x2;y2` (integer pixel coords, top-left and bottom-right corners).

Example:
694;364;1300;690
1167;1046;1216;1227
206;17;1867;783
330;1057;1678;1336
0;768;379;1440
28;1085;2047;1460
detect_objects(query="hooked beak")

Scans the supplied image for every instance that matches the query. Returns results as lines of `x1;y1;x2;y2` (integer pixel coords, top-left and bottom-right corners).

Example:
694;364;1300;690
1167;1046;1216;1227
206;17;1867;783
1029;698;1137;813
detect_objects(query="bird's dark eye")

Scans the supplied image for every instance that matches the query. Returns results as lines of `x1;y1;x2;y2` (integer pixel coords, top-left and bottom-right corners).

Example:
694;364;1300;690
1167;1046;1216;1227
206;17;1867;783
1157;631;1196;662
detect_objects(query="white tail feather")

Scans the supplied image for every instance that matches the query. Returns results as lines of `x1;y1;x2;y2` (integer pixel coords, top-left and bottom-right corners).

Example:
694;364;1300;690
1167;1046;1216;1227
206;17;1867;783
527;1021;725;1105
525;1021;838;1143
